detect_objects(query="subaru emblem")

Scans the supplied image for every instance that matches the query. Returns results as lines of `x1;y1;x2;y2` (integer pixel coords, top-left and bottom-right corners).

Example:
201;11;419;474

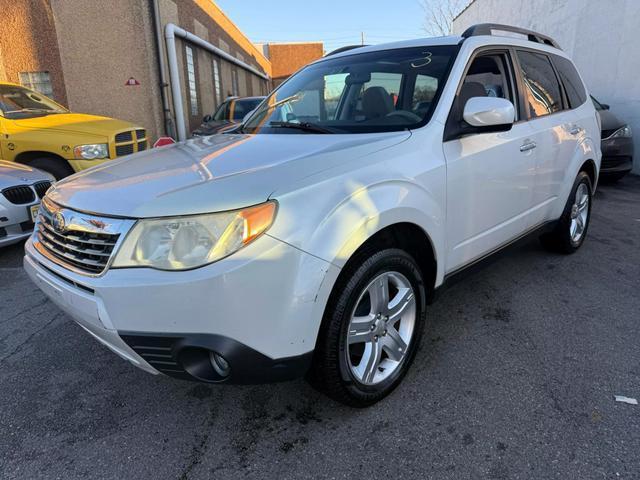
52;212;66;232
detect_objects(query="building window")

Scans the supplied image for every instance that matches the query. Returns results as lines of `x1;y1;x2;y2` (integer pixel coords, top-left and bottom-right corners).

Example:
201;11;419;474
212;58;222;103
19;72;54;99
231;69;239;96
185;45;198;116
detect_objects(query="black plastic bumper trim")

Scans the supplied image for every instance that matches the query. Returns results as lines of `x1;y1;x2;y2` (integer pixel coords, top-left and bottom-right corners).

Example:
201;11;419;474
119;331;313;385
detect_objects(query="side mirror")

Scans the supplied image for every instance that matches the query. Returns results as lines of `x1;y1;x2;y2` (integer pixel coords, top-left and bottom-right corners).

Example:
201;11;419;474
601;103;610;110
463;97;515;129
202;114;212;123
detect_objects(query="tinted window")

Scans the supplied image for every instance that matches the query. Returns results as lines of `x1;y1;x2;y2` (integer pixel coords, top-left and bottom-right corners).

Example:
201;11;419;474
232;98;262;120
552;54;587;109
516;50;562;118
463;53;514;102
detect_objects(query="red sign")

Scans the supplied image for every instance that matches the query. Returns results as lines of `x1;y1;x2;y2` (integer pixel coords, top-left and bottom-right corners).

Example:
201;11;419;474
125;77;140;86
153;137;176;148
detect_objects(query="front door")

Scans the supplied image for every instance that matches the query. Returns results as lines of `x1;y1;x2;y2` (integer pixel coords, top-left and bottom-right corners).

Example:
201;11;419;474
443;50;537;273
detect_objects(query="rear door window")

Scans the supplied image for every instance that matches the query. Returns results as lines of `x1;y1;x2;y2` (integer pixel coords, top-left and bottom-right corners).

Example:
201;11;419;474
551;54;587;109
516;50;563;118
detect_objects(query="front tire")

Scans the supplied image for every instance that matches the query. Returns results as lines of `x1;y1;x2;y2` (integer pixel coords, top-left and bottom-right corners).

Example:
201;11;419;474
310;248;427;407
540;171;593;253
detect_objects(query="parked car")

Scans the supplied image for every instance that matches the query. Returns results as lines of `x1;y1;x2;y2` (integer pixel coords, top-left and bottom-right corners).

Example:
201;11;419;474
24;24;600;407
191;96;265;136
592;96;634;181
0;160;53;247
0;82;147;179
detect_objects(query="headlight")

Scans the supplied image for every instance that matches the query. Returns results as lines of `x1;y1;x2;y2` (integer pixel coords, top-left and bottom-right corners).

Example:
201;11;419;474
73;143;109;160
605;125;632;139
112;201;277;270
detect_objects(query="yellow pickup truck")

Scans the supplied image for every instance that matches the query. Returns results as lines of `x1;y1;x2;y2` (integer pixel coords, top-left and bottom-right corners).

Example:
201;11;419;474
0;82;147;179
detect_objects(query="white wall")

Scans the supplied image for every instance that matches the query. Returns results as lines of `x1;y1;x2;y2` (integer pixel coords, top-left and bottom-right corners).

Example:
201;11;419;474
453;0;640;173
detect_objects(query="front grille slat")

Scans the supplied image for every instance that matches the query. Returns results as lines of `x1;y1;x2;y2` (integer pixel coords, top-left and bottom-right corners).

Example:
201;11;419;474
36;208;120;275
38;224;112;257
116;144;134;157
40;219;117;247
33;181;52;199
115;131;133;143
2;185;35;205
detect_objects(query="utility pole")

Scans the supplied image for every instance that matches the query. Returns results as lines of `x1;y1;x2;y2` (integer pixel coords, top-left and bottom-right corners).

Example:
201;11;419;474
361;31;365;45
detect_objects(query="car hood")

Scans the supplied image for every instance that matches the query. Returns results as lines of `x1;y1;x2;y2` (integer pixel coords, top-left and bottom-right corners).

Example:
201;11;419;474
9;113;137;137
47;131;411;218
0;160;53;187
193;120;235;135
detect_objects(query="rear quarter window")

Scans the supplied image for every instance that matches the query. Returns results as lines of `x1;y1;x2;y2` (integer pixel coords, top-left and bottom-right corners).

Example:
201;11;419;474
551;54;587;109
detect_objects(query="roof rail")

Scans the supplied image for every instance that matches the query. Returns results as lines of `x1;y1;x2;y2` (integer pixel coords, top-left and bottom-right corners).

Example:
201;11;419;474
461;23;561;50
325;45;369;57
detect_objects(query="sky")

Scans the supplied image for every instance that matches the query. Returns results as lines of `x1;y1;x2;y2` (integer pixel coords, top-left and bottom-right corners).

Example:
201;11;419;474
215;0;427;53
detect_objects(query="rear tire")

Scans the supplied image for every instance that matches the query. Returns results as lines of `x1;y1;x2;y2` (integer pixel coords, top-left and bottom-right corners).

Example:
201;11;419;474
24;157;74;180
309;248;427;407
540;171;592;254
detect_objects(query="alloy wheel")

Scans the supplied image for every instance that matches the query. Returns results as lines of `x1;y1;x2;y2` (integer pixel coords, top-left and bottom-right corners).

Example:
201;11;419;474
346;271;417;385
569;182;589;243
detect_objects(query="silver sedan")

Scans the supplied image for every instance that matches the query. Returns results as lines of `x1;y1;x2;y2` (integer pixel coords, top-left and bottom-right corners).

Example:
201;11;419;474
0;160;54;247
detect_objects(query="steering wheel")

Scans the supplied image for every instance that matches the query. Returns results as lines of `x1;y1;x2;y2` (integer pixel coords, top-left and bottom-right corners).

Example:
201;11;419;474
386;110;422;122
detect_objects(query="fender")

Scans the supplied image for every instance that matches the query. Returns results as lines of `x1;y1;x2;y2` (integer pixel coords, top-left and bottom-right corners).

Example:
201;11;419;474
269;173;446;286
551;134;599;219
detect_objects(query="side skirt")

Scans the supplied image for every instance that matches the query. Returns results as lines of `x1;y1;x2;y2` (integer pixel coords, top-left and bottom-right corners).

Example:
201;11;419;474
431;220;557;302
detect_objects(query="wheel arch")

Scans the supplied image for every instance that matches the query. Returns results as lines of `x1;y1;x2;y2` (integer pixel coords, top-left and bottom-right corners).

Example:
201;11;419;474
14;151;70;166
579;158;598;189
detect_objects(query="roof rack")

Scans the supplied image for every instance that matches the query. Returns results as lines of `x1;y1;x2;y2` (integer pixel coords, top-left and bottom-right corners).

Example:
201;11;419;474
461;23;561;50
325;45;369;57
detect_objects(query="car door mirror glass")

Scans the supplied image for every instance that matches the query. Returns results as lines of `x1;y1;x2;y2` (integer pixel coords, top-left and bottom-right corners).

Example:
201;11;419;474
463;97;515;129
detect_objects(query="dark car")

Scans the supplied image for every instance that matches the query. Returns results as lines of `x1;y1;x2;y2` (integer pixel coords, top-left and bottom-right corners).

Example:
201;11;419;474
191;96;265;137
592;96;634;181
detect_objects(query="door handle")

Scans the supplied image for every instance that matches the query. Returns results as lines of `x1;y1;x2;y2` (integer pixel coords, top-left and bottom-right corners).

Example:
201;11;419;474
519;141;537;152
569;126;582;135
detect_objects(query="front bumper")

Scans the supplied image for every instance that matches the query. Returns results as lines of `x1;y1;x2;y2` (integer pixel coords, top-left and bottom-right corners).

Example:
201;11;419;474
24;233;336;383
0;199;39;247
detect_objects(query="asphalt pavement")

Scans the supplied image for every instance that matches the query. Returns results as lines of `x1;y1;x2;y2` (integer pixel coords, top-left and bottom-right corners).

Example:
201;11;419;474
1;176;639;480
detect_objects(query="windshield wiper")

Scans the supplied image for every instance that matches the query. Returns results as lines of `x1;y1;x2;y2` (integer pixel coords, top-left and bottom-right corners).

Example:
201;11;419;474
267;121;336;134
4;108;61;114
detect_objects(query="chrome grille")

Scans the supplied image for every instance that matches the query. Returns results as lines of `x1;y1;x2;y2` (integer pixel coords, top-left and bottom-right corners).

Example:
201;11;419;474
2;185;35;204
34;198;133;276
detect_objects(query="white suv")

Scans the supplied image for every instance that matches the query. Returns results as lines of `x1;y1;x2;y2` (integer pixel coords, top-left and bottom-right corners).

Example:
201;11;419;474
24;24;600;407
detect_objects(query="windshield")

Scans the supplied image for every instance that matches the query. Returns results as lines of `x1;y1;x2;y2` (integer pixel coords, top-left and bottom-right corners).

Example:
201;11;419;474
232;98;263;120
0;85;67;119
243;45;458;134
212;101;229;121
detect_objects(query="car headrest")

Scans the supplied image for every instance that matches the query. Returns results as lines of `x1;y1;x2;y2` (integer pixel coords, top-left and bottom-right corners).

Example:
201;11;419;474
362;86;394;119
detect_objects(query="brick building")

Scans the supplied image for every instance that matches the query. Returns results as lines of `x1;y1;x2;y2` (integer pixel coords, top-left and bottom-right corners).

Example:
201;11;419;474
259;42;325;87
1;0;272;141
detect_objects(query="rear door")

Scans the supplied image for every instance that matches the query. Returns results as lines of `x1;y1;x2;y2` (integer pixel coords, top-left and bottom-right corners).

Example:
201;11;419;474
513;49;578;225
443;49;537;272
